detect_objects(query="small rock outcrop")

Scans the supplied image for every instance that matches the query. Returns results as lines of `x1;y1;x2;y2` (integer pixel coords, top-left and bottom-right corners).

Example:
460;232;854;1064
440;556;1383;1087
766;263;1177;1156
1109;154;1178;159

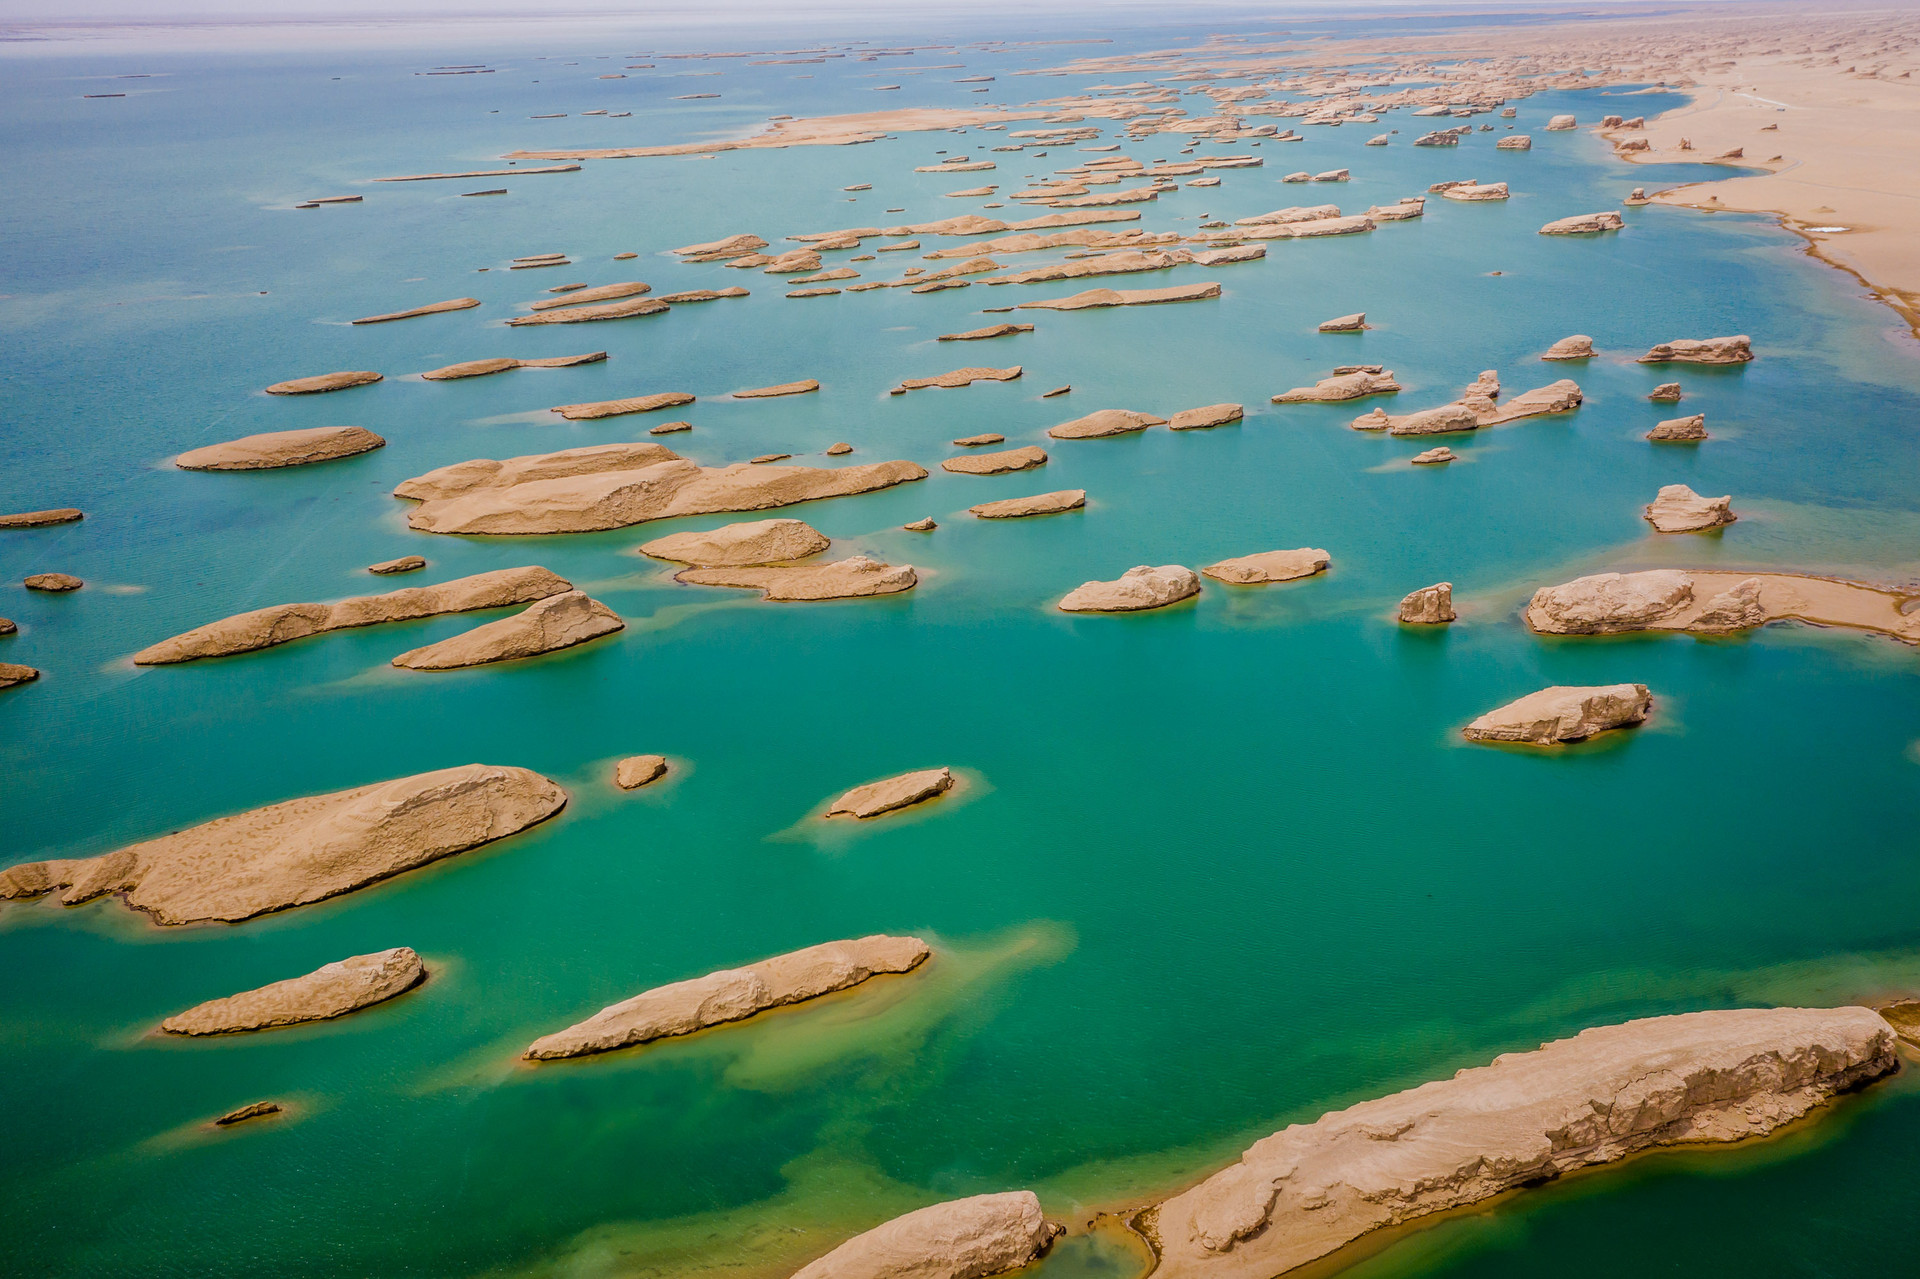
1398;582;1456;623
369;556;426;575
904;517;937;531
1200;548;1329;585
1411;446;1455;464
1649;414;1708;441
1015;282;1221;310
1048;409;1166;439
1649;382;1684;401
523;935;932;1060
0;663;40;690
265;371;382;396
827;767;954;819
1059;565;1200;612
419;352;606;380
1464;683;1653;744
390;590;624;670
952;433;1005;447
896;367;1022;392
1273;367;1400;403
214;1101;282;1127
351;297;480;325
1639;336;1753;364
791;1192;1060;1279
1645;484;1736;532
135;566;573;664
550;391;695;421
0;508;83;529
0;764;567;925
639;519;829;566
1168;403;1244;431
176;426;386;471
25;573;82;592
734;379;820;398
1318;312;1368;332
1546;113;1578;129
971;490;1086;519
939;323;1034;341
615;755;669;789
1692;577;1768;631
1539;211;1624;235
675;556;916;601
1542;335;1595;361
1143;1007;1895;1279
941;446;1047;475
1525;570;1695;633
161;947;425;1035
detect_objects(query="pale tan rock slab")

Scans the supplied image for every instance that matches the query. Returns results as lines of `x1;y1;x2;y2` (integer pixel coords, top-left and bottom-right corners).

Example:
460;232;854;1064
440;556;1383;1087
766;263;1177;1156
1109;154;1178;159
1060;565;1199;612
352;298;479;325
640;519;829;566
403;452;926;536
1168;403;1243;430
971;490;1085;519
827;767;954;818
134;566;573;664
792;1191;1059;1279
1202;549;1329;585
1398;582;1456;623
0;508;83;528
176;426;385;472
1539;211;1625;234
1048;409;1166;439
735;379;820;398
615;755;668;789
265;371;382;396
1273;369;1400;403
0;765;567;925
391;590;623;670
524;934;932;1060
1016;282;1220;310
1640;336;1752;364
1146;1007;1895;1279
1542;334;1595;360
551;391;694;421
1465;683;1652;744
1649;414;1708;441
675;556;916;601
1645;484;1736;532
942;446;1047;475
161;947;424;1035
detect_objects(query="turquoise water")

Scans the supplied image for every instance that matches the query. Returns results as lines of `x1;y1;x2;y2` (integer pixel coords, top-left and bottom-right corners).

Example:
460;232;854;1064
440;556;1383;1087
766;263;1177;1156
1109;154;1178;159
3;19;1919;1279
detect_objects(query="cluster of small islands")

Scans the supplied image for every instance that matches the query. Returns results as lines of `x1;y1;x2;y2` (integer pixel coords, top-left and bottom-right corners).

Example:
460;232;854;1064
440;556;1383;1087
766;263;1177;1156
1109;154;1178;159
9;20;1920;1279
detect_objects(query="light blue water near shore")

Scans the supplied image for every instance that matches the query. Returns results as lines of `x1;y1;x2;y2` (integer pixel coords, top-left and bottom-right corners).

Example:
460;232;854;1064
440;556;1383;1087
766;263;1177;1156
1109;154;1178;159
2;20;1919;1279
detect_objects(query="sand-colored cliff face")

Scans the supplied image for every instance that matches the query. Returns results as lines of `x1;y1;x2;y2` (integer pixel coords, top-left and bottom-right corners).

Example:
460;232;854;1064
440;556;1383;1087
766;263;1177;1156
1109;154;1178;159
790;1191;1059;1279
1144;1006;1896;1279
524;935;931;1060
0;765;566;925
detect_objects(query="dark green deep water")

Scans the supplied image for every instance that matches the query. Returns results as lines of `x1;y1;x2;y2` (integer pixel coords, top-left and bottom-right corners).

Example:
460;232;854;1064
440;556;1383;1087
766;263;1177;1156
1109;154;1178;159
1;20;1918;1279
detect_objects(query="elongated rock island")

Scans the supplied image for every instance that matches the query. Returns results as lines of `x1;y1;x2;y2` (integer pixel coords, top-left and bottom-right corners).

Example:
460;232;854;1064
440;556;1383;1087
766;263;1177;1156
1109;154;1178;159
0;764;566;925
971;490;1085;519
675;555;915;601
639;518;829;566
134;566;573;664
524;934;931;1060
390;590;623;670
1142;1006;1896;1279
161;946;425;1035
792;1191;1060;1279
1464;683;1652;744
1060;565;1200;612
265;370;382;395
827;767;953;818
399;448;926;536
175;426;385;471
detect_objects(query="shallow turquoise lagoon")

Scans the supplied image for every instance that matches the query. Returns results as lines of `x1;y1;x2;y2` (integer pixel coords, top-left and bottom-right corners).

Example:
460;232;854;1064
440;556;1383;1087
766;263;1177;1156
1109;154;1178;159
2;22;1918;1279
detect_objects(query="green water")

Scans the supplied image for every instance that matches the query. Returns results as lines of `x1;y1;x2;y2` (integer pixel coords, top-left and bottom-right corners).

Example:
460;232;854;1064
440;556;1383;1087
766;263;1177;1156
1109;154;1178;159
2;18;1919;1279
